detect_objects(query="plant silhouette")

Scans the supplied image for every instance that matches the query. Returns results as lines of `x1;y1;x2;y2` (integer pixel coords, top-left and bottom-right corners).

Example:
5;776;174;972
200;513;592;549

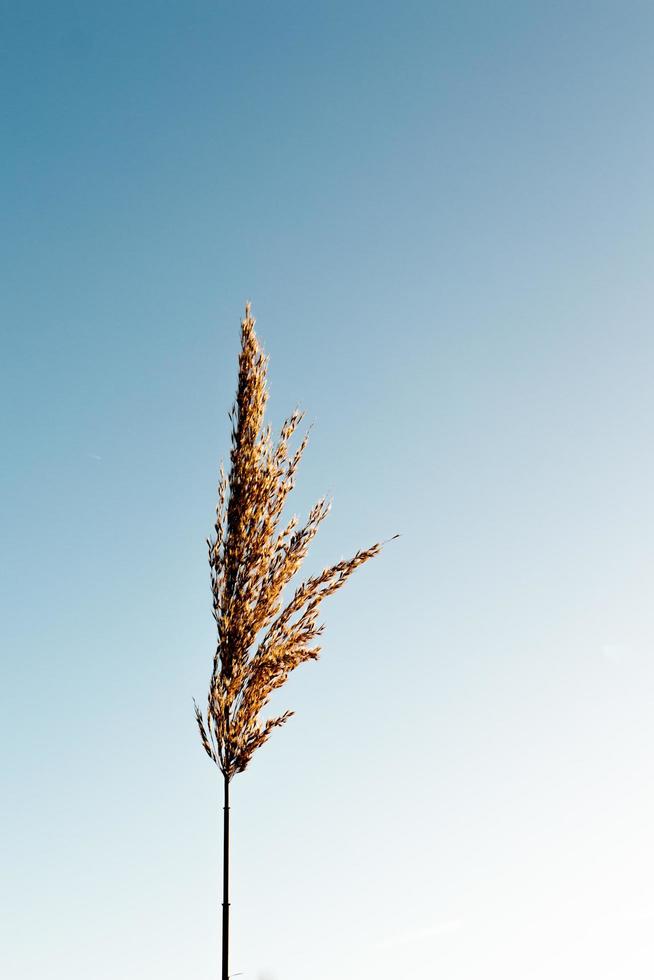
195;304;392;979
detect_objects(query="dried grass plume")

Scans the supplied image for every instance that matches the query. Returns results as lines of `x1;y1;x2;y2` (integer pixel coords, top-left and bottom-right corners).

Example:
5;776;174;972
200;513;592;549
195;304;391;779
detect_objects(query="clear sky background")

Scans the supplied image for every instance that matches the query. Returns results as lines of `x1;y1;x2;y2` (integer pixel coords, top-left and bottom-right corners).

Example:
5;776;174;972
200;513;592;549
2;2;654;978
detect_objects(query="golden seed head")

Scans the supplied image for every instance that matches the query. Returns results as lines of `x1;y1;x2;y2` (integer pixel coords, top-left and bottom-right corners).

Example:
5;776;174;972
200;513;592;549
195;304;388;779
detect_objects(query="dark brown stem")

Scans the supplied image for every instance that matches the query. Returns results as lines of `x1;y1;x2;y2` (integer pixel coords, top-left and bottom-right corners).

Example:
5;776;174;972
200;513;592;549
222;772;230;980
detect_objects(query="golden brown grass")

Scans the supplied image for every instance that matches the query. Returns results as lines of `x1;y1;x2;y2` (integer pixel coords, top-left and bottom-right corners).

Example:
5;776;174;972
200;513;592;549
195;303;391;779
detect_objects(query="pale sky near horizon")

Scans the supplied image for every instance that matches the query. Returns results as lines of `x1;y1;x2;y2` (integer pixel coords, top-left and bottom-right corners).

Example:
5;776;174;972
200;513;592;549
2;2;654;979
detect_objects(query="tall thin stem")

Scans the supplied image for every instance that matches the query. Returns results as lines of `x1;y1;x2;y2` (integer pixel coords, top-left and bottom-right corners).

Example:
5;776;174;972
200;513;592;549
222;772;230;980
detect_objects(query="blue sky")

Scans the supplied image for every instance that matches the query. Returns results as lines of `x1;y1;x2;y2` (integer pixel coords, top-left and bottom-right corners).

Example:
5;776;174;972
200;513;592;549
2;2;654;978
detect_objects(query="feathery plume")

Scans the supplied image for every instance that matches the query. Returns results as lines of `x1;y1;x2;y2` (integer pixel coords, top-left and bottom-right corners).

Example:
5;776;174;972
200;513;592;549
196;303;386;779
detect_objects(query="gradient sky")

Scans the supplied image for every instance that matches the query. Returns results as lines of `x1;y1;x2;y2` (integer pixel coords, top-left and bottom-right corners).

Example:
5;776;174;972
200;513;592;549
2;2;654;979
